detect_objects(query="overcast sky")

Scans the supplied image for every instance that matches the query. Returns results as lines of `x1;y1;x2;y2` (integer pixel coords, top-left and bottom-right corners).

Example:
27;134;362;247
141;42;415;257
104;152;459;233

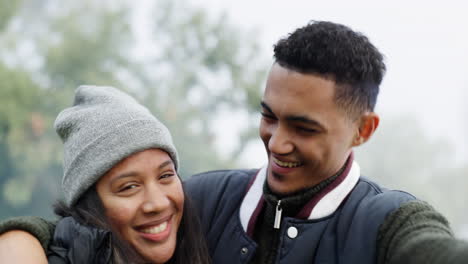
186;0;468;166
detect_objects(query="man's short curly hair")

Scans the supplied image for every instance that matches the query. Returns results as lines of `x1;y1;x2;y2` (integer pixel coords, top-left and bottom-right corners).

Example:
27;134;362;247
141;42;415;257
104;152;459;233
274;21;386;117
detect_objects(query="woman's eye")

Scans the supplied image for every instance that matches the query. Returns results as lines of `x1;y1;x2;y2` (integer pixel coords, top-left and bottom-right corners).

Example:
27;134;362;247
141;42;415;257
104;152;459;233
160;173;174;179
120;184;138;192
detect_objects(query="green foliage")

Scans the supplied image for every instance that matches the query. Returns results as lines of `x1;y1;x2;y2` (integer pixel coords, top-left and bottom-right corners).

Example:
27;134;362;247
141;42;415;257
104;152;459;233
0;0;22;31
0;0;137;219
127;0;266;176
0;64;62;218
0;0;266;219
42;5;133;89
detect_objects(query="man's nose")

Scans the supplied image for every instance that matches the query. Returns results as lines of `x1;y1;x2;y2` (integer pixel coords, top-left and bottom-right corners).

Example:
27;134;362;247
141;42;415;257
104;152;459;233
268;124;294;155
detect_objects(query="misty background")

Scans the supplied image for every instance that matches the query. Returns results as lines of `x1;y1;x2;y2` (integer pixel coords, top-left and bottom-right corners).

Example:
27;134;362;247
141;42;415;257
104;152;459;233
0;0;467;238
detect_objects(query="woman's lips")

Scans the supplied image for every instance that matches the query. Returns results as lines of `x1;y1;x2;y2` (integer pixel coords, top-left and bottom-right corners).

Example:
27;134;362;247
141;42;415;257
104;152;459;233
140;221;168;234
137;216;172;242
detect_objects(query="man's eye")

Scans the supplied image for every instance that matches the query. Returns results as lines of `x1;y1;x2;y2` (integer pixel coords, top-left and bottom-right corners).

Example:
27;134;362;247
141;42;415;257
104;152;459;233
261;112;275;119
298;127;317;133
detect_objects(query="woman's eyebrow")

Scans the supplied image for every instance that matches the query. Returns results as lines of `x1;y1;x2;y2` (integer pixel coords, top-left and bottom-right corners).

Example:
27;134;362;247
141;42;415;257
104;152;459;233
158;160;173;170
109;160;173;185
110;172;137;185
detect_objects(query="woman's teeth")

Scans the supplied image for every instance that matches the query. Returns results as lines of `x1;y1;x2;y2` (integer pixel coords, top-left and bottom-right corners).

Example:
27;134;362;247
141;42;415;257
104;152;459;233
141;221;168;234
273;157;301;168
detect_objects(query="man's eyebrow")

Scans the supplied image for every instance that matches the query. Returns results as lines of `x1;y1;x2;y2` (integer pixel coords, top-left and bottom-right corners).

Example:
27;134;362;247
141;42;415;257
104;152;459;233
260;101;274;114
261;101;324;129
286;115;324;128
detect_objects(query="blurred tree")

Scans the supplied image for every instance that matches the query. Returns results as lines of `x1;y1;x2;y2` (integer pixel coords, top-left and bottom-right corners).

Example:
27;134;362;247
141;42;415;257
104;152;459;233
355;115;468;234
0;62;72;218
0;0;266;219
0;0;136;219
130;0;266;177
0;0;22;31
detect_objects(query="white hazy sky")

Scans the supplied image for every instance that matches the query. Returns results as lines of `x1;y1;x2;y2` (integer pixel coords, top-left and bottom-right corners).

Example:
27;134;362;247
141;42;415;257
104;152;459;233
186;0;468;167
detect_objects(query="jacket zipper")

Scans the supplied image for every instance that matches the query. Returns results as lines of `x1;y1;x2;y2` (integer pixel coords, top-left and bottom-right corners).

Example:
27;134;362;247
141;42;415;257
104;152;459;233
274;200;282;229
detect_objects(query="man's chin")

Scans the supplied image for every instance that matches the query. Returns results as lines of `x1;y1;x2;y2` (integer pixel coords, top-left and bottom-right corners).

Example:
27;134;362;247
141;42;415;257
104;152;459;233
267;169;315;196
267;171;296;196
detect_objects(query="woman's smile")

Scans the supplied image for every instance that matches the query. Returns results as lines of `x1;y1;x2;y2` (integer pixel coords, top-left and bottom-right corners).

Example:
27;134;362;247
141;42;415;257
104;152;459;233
137;215;173;242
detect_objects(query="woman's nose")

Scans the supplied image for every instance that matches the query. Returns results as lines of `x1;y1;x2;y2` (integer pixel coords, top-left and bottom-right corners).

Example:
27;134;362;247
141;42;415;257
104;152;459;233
141;186;171;213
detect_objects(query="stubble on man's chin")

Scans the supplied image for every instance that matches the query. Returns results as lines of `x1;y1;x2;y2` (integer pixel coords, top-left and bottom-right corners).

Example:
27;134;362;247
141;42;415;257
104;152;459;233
267;171;298;197
271;171;285;181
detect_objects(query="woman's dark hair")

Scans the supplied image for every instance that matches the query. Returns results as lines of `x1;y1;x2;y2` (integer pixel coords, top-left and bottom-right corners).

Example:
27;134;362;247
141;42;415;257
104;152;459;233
54;186;211;264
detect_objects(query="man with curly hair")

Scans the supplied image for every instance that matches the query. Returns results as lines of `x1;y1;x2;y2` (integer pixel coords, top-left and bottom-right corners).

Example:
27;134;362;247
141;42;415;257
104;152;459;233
1;21;467;264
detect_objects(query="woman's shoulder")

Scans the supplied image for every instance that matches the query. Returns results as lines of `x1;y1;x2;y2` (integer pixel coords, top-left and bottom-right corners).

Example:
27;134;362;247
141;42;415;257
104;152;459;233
48;217;112;263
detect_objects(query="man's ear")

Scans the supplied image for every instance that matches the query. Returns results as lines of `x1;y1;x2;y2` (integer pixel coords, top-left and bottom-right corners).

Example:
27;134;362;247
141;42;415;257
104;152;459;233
352;112;380;147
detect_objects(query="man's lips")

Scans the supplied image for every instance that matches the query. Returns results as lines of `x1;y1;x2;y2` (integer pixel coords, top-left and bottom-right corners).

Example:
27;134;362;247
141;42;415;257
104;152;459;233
270;156;303;175
271;156;302;168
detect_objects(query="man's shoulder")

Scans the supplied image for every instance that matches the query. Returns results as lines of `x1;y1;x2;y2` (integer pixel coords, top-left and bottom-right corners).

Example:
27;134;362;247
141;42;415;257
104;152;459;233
352;176;418;216
184;169;258;200
190;168;258;179
183;169;260;227
358;176;416;197
184;168;258;191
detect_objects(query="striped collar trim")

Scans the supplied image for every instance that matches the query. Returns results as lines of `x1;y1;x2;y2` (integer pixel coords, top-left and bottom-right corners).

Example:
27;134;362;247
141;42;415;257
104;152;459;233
239;158;361;233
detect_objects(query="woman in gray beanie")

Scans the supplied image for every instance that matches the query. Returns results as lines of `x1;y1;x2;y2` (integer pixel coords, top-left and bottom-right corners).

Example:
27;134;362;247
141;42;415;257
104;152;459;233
40;85;210;263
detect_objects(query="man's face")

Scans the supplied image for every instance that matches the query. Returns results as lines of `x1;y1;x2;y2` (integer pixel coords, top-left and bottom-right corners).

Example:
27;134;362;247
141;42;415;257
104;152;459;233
259;63;360;195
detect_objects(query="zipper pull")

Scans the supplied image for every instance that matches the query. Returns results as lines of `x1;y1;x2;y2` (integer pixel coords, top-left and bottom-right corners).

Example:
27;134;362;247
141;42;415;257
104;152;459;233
274;200;282;229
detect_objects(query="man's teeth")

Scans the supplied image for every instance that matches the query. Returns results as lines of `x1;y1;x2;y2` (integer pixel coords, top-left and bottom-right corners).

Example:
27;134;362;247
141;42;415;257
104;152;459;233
141;221;168;234
273;157;301;168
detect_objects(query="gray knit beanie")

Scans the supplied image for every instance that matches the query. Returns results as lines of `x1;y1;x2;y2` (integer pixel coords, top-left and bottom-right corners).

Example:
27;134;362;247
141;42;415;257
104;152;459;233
55;85;179;206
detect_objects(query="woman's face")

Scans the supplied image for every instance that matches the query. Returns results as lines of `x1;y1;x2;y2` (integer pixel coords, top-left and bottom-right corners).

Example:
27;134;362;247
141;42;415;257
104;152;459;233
96;148;184;263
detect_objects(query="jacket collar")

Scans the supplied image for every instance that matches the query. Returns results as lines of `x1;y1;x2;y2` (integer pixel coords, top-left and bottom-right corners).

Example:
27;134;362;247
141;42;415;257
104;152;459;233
239;154;361;234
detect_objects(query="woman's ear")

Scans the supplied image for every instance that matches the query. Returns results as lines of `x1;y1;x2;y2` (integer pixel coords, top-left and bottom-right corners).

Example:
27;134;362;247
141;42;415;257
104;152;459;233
352;112;380;147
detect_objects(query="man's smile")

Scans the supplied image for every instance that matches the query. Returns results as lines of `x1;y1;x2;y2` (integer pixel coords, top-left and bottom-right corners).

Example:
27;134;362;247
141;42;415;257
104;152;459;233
272;156;302;168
